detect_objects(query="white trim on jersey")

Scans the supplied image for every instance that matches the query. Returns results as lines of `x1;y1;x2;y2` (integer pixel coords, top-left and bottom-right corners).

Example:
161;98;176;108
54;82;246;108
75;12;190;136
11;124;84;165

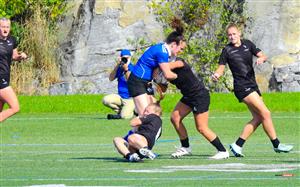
163;43;171;56
140;64;146;79
155;127;162;141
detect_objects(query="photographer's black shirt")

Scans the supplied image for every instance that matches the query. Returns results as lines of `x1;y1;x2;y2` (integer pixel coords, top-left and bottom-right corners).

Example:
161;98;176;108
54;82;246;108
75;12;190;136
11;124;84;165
0;35;17;75
219;39;261;91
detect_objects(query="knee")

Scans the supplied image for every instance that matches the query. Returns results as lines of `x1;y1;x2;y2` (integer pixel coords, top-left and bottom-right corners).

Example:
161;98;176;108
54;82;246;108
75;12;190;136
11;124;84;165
252;117;261;126
170;113;181;125
11;104;20;114
196;126;208;135
102;96;109;105
260;109;271;120
120;110;134;119
127;135;137;145
113;137;120;144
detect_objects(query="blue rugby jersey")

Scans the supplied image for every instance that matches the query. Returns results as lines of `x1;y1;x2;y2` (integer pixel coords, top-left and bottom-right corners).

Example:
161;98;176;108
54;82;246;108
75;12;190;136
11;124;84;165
131;43;171;80
115;63;134;99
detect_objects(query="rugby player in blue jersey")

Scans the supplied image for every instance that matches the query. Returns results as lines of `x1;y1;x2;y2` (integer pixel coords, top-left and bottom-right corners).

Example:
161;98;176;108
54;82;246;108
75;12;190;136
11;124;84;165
127;18;186;116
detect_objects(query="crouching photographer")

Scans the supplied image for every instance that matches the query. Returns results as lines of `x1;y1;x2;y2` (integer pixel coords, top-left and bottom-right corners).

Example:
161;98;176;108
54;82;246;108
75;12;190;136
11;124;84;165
102;49;135;119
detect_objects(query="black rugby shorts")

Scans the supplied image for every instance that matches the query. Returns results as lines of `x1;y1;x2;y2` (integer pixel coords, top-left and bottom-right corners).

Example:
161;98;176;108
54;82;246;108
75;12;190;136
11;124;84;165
127;73;153;97
180;89;210;114
234;87;261;102
0;74;10;89
136;128;161;150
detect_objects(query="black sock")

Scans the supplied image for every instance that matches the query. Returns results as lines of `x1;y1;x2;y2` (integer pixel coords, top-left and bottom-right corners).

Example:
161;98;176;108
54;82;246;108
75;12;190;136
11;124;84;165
210;137;226;152
125;153;131;160
271;138;280;148
236;137;246;147
180;137;190;148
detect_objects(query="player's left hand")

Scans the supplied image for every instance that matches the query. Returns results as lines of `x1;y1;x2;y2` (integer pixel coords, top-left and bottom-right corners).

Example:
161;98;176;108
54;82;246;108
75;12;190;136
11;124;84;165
19;52;28;60
211;72;220;82
256;57;265;65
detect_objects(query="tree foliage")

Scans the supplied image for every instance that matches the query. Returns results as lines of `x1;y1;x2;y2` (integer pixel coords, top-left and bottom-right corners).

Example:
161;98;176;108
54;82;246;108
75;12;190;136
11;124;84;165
0;0;66;20
149;0;246;92
0;0;67;95
0;0;66;40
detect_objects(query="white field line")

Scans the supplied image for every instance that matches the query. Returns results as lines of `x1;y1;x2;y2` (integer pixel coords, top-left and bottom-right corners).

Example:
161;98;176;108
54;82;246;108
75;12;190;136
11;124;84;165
125;163;300;173
1;157;299;162
1;150;299;155
26;185;129;187
0;142;297;148
6;115;300;121
0;177;299;182
3;167;124;171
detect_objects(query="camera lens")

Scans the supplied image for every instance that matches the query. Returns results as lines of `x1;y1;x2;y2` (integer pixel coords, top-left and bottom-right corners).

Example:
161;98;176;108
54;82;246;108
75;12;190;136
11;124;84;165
121;57;128;64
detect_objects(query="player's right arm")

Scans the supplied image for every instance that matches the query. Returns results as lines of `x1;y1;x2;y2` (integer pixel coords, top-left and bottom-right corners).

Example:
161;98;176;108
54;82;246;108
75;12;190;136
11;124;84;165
212;65;225;82
168;59;184;70
159;63;177;80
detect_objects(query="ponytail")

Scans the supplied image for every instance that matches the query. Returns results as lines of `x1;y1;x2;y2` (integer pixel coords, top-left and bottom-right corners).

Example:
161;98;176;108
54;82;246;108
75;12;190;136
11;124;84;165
166;17;185;45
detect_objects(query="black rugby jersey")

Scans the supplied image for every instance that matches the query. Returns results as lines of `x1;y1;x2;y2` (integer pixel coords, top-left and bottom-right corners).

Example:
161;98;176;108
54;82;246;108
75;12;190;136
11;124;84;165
0;35;17;75
170;59;205;97
219;39;261;91
138;114;162;135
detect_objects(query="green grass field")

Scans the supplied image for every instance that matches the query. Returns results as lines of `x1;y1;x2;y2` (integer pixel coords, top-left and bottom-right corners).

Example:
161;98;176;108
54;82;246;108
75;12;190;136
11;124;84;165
0;93;299;186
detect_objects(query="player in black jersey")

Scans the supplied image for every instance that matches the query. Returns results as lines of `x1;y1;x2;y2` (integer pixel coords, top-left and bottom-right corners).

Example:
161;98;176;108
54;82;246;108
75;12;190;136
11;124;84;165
212;23;293;157
0;18;27;122
169;57;229;159
113;103;162;162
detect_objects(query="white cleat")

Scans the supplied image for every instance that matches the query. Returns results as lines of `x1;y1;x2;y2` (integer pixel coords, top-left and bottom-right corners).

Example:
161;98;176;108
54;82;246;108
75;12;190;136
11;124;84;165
209;151;229;160
229;143;245;157
128;153;141;162
274;144;293;153
171;147;192;158
139;148;156;160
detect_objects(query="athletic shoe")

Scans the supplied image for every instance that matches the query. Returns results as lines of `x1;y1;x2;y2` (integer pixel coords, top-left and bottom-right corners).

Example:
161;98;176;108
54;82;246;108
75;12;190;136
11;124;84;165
229;143;244;157
274;144;293;153
209;151;229;160
139;148;156;160
171;147;192;158
107;114;122;120
128;153;141;162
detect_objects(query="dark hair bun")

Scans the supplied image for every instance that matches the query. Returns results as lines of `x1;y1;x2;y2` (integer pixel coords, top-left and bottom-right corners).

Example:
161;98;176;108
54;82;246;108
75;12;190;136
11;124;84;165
170;17;184;35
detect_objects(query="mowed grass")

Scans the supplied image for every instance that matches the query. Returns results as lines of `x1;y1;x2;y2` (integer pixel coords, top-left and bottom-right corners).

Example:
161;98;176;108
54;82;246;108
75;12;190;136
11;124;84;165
0;93;300;186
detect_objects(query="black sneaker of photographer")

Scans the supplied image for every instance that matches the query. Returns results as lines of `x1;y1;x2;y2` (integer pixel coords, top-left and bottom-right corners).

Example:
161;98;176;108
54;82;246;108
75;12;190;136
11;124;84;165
107;114;122;120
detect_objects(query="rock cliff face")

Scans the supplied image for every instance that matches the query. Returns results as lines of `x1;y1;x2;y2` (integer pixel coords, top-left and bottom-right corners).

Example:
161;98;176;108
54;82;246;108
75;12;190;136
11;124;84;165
51;0;163;94
51;0;300;94
245;0;300;92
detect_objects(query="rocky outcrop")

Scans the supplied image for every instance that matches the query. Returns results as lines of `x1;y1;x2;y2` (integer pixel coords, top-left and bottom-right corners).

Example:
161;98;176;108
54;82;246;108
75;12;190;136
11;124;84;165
270;62;300;92
51;0;163;94
51;0;300;94
245;0;300;92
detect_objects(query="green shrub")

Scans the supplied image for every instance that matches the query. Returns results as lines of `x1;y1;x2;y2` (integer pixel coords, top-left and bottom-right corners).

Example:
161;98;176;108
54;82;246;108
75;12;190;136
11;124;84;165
149;0;246;92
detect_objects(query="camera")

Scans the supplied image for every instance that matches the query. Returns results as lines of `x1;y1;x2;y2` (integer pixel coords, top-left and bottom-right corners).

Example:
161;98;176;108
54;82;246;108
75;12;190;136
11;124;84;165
120;57;128;65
